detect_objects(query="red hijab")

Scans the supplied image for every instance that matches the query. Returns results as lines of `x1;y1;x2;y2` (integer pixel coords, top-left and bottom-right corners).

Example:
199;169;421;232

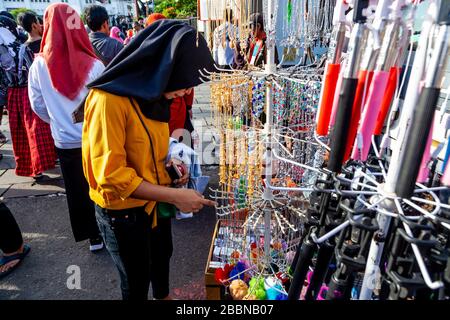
40;3;98;100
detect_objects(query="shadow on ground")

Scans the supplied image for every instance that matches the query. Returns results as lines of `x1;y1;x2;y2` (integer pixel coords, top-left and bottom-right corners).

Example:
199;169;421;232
0;166;218;300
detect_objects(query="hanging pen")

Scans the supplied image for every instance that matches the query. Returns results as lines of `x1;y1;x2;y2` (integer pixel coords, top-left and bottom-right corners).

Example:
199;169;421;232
351;0;405;162
385;0;438;193
315;0;350;136
327;0;370;172
342;0;390;161
374;3;414;136
396;0;450;198
287;0;372;302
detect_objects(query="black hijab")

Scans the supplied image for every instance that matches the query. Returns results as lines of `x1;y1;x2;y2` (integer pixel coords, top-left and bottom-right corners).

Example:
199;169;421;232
0;13;27;43
0;11;15;22
87;20;215;122
0;15;19;38
0;16;21;64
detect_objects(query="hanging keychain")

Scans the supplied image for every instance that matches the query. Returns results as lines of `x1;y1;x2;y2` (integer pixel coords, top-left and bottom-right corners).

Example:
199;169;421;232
315;0;349;136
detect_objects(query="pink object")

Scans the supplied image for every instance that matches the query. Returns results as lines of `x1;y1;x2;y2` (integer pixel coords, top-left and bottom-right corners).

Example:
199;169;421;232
417;120;434;183
329;61;346;126
351;71;390;161
110;26;124;44
317;285;329;300
300;271;313;300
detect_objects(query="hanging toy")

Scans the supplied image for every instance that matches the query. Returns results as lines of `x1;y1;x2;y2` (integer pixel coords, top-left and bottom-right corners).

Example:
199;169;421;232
276;272;290;286
271;240;283;251
229;261;248;281
250;242;264;269
229;279;248;300
250;242;259;261
214;263;234;285
264;276;288;300
243;293;257;300
247;276;267;300
230;250;240;260
237;177;246;209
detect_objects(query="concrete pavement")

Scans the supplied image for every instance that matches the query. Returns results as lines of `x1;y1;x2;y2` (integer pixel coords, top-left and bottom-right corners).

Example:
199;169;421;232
0;84;220;300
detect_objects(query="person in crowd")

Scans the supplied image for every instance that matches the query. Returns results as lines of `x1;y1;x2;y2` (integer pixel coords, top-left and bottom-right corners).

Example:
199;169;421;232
0;11;27;42
234;13;278;69
0;11;14;20
84;5;123;66
119;17;129;34
0;202;30;279
0;12;17;147
246;13;279;68
124;29;134;45
27;3;105;252
0;51;8;148
17;12;43;56
212;8;238;69
145;13;166;27
0;15;56;179
81;19;216;300
138;16;145;28
133;21;143;35
110;26;124;44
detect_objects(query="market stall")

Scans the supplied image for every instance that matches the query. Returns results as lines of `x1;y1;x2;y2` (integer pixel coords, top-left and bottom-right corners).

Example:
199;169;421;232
203;0;450;301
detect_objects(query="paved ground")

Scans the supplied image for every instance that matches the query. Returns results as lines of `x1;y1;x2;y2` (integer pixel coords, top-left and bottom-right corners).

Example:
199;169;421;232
0;84;220;300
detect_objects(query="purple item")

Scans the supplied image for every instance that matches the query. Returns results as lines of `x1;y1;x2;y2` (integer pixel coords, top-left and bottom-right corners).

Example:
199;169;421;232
417;120;434;183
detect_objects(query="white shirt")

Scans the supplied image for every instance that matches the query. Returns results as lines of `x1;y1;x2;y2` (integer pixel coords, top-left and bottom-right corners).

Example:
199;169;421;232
28;56;105;149
213;22;238;66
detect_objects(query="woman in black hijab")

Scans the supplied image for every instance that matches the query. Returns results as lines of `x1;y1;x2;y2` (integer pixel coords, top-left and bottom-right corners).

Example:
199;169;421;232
82;20;216;300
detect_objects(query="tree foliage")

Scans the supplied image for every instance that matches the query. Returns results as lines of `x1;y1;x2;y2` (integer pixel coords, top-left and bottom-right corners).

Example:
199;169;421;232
9;8;38;20
155;0;197;18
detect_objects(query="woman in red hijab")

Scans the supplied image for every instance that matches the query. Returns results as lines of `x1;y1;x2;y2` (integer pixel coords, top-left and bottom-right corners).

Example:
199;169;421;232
28;3;105;251
146;13;196;145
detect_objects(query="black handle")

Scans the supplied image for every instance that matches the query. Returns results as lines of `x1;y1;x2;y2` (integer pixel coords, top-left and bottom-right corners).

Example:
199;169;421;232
287;236;316;300
325;274;352;300
327;78;359;172
304;241;335;300
396;87;440;198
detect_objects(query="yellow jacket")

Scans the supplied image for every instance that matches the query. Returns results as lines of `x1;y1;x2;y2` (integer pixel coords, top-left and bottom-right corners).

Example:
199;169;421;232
82;89;172;227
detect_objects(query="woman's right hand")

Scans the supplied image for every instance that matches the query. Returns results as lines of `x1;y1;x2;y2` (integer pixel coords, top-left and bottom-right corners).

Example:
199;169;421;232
172;189;217;213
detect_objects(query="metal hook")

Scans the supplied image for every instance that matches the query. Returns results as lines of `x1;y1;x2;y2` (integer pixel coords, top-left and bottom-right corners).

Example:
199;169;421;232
198;69;212;80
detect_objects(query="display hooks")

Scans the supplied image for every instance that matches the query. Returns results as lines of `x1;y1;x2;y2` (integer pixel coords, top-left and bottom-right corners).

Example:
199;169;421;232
206;0;450;301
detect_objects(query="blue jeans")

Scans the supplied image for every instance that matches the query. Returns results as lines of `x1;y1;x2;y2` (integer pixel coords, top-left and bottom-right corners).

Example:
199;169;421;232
95;205;173;300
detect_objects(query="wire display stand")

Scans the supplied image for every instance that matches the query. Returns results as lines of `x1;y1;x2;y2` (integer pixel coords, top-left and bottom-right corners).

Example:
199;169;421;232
207;65;326;299
204;0;450;301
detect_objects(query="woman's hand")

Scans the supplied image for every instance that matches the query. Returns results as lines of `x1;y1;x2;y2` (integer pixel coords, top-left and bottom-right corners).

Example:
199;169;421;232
171;189;217;213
